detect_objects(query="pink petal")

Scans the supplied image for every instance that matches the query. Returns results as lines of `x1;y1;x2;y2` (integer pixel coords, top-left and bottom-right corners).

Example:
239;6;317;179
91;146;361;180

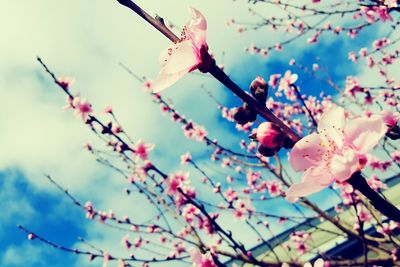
286;181;326;202
344;116;387;154
317;106;345;149
330;149;359;182
286;166;332;202
289;133;326;172
190;249;203;266
186;7;207;46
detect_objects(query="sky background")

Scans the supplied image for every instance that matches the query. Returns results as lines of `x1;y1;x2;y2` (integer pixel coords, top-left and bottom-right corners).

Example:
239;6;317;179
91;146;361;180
1;1;398;267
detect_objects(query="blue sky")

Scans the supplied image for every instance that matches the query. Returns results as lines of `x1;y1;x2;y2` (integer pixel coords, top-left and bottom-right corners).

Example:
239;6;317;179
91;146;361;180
1;1;398;266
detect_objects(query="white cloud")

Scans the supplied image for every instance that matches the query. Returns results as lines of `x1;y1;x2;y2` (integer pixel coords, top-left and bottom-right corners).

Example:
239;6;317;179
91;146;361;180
2;242;46;266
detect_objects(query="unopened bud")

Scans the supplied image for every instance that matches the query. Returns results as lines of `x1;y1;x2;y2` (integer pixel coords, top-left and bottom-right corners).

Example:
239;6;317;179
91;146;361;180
386;125;400;140
256;122;284;149
232;106;249;125
233;104;257;124
250;76;268;102
244;104;257;122
258;145;278;157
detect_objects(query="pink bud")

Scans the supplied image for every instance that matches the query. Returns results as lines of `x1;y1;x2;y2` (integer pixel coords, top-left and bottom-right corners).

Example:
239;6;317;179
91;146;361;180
256;122;283;149
28;233;36;240
104;105;113;113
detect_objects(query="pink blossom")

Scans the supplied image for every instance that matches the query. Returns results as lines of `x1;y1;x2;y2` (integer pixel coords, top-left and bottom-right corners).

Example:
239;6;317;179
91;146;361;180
73;97;93;121
324;21;332;30
279;71;298;91
373;38;390;50
103;252;110;267
190;250;217;267
391;151;400;163
376;6;392;22
182;204;200;224
267;180;283;197
132;139;154;161
237;25;246;33
118;259;126;267
286;107;387;202
104;105;113;114
58;76;74;90
334;26;342;34
166;172;190;195
233;199;254;219
348;51;358;62
180;152;192;165
348;29;358;39
121;235;132;249
359;48;368;57
377;221;397;235
275;43;283;51
380;110;399;127
134;237;142;248
367;175;388;191
268;74;281;88
223;187;238;202
357;204;372;222
152;7;208;92
367;56;375;68
28;233;36;240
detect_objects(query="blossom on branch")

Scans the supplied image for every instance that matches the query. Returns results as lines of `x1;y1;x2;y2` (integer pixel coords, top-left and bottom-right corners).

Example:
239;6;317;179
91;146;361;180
190;249;217;267
152;7;209;93
286;107;387;202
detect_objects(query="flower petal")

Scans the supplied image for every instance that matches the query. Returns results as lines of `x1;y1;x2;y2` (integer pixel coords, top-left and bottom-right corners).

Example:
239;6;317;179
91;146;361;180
289;73;298;84
330;149;359;182
152;67;193;93
314;259;325;267
317;106;345;149
158;40;199;74
289;133;326;172
286;166;333;202
344;116;387;154
185;7;207;46
286;181;326;202
153;40;201;92
190;249;203;266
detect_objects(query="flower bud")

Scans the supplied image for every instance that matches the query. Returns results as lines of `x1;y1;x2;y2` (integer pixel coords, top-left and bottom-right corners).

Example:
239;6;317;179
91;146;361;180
256;122;284;149
250;76;268;102
232;104;257;124
232;106;249;125
244;104;257;122
258;145;277;157
386;125;400;140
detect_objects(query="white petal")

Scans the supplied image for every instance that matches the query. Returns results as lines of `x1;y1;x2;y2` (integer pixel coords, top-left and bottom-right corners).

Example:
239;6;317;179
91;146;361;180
186;7;207;46
158;40;199;74
152;67;192;93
